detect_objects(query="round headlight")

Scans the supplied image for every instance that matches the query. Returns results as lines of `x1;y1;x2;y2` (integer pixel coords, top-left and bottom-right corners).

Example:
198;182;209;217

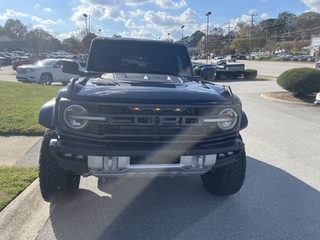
217;108;238;130
63;105;89;130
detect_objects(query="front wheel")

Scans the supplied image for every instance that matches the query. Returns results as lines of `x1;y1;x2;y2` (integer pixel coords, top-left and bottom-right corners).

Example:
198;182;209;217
39;73;53;85
201;149;246;196
39;129;80;202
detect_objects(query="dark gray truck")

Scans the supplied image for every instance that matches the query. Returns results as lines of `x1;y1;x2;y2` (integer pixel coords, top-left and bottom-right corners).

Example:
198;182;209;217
38;37;248;202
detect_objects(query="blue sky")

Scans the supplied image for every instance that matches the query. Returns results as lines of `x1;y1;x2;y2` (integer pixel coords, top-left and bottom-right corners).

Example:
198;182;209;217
0;0;319;41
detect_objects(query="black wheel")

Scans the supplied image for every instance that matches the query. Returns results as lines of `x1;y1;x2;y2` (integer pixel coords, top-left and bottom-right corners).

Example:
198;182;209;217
39;73;53;85
39;129;80;202
201;149;246;196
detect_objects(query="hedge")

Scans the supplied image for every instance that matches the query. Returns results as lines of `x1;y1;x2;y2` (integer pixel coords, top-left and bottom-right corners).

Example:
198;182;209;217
194;68;258;80
277;67;320;95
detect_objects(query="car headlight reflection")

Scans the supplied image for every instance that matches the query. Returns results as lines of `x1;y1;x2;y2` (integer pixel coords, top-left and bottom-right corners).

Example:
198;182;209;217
217;108;238;130
63;105;89;130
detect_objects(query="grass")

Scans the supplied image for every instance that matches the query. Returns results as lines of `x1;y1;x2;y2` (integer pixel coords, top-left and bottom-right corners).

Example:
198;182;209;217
0;81;62;135
0;81;62;211
0;166;39;211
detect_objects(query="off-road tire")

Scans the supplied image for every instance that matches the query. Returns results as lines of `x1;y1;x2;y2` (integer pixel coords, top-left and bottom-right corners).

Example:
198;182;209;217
39;73;53;85
201;149;246;196
39;129;80;202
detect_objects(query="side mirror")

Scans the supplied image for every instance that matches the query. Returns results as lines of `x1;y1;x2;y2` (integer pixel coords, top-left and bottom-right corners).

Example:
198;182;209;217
200;67;216;81
62;60;80;75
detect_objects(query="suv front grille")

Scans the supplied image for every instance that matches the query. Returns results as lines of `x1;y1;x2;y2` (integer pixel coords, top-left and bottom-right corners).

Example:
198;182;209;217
16;68;27;74
61;102;233;139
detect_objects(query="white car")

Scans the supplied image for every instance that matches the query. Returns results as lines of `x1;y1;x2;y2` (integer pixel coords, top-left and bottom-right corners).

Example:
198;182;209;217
16;59;86;85
211;56;226;65
226;55;237;62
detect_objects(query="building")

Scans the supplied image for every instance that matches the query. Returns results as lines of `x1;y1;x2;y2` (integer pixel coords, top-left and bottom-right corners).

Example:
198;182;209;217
0;36;22;52
303;36;320;56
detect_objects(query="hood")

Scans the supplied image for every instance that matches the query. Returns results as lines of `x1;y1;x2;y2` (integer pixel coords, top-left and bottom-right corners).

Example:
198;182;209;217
67;73;234;105
17;64;43;69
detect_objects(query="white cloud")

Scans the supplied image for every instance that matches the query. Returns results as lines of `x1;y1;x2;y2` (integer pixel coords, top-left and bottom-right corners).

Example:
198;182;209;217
125;19;136;28
4;9;29;17
261;13;269;20
31;16;62;25
128;9;145;18
44;8;53;12
301;0;320;12
85;0;187;9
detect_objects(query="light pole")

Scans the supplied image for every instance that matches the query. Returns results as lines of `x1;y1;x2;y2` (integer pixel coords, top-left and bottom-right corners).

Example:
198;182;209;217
83;13;88;35
205;12;211;64
181;25;184;40
168;33;170;39
99;29;101;36
265;30;268;54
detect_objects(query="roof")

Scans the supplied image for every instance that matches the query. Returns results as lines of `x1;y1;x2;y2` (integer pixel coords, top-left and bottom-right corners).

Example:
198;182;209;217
0;36;19;42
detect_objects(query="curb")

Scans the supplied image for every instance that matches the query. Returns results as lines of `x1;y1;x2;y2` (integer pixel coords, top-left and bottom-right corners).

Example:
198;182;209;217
0;179;52;240
261;93;318;106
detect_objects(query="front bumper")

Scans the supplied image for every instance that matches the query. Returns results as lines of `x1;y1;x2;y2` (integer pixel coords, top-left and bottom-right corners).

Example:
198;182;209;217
16;72;41;83
49;137;245;177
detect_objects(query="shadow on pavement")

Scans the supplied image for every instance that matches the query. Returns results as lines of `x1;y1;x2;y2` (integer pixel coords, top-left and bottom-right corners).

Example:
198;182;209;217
41;157;320;240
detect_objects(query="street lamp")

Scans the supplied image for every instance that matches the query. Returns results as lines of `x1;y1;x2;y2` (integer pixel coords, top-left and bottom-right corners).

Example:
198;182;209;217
83;13;88;35
99;29;101;36
181;25;184;40
168;33;170;39
205;12;211;64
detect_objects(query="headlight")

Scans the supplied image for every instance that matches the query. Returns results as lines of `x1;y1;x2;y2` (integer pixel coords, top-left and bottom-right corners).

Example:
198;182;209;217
63;105;89;130
217;108;238;130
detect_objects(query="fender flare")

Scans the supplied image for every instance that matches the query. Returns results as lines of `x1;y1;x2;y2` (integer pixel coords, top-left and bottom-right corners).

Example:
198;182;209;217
240;111;248;131
38;98;56;129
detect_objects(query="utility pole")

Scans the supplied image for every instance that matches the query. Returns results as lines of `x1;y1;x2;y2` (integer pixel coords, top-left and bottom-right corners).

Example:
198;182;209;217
247;13;257;61
205;12;211;64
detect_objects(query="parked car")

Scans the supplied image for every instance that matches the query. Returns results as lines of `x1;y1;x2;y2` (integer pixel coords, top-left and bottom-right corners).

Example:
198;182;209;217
313;61;320;71
226;55;237;62
315;93;320;104
16;58;86;85
211;56;226;65
12;56;38;70
235;54;247;60
0;52;15;65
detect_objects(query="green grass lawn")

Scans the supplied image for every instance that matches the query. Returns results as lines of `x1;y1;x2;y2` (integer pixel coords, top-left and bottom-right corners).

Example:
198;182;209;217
0;81;62;135
0;81;62;211
0;166;39;211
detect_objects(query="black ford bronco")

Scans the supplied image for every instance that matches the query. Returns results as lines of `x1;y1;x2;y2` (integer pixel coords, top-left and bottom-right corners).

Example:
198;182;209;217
38;37;248;202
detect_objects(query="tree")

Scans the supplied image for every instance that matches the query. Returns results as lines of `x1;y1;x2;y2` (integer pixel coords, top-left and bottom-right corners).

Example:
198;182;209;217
231;23;265;54
62;37;84;54
296;12;320;39
271;12;297;41
81;32;97;52
25;29;56;54
2;19;28;40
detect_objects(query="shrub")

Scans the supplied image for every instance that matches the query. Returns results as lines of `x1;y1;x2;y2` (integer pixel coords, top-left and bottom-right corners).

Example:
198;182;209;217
244;69;258;79
277;68;320;95
194;67;258;80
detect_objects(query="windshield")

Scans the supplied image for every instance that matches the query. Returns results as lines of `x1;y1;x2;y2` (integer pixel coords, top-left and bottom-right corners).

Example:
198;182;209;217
35;59;59;66
87;39;193;76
